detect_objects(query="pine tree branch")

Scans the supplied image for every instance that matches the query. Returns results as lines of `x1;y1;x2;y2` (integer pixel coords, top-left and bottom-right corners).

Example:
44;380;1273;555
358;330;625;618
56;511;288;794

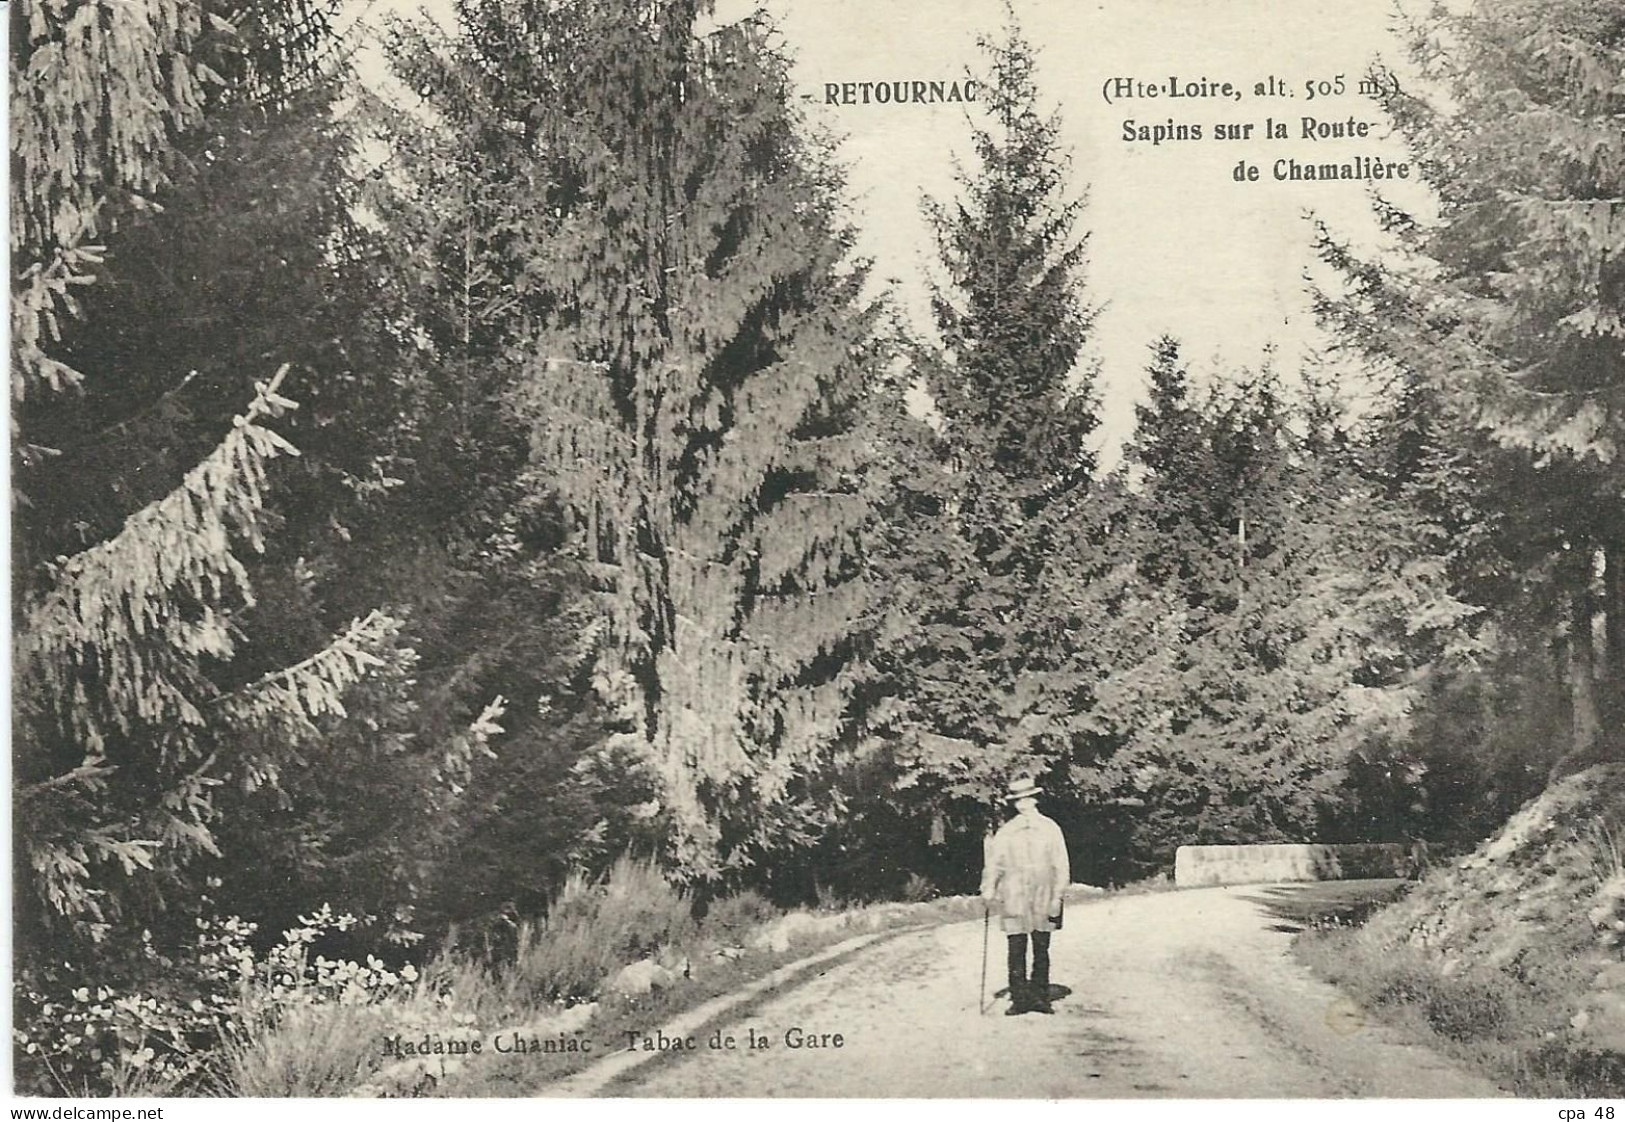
19;367;299;735
55;371;201;455
212;608;398;715
17;758;115;802
1503;368;1625;398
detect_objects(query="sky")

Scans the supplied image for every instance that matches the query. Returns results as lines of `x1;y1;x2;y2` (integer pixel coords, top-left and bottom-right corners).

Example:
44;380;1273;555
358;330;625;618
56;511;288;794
368;0;1436;462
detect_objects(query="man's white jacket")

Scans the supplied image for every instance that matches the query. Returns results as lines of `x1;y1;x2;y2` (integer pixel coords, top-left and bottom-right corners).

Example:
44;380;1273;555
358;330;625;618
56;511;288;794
981;810;1070;934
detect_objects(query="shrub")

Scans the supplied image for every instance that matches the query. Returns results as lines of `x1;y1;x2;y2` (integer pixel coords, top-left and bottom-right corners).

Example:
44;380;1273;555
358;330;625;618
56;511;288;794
1359;955;1438;1009
901;873;937;903
509;857;691;1003
1587;873;1625;957
1422;974;1513;1042
1583;815;1623;886
211;906;480;1096
699;890;779;944
813;882;853;913
417;954;518;1024
13;902;468;1097
1518;1039;1625;1098
14;914;264;1095
217;1003;392;1096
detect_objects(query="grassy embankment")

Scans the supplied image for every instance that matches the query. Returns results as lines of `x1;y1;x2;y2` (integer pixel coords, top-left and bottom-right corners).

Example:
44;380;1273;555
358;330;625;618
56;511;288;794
1286;765;1625;1098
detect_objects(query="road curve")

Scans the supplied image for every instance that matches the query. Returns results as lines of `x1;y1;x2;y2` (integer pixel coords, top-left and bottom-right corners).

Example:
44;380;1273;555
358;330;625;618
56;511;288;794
614;885;1504;1098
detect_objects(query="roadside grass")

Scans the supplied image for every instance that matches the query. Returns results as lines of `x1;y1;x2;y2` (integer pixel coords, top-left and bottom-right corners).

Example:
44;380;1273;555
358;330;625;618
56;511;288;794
442;888;999;1095
1104;872;1179;896
1292;892;1625;1097
437;923;902;1095
508;857;695;1005
433;892;991;1096
1285;772;1625;1099
224;858;989;1097
216;1001;401;1097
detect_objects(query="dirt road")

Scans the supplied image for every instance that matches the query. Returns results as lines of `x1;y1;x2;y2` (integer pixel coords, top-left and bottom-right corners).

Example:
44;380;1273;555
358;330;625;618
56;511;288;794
613;885;1504;1098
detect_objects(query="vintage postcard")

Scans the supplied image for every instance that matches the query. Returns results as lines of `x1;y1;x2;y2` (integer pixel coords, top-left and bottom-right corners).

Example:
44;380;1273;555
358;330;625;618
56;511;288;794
9;0;1622;1109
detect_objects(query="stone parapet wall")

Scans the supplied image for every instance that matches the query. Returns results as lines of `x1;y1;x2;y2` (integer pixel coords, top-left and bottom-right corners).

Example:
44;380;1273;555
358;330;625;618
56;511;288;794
1173;842;1411;887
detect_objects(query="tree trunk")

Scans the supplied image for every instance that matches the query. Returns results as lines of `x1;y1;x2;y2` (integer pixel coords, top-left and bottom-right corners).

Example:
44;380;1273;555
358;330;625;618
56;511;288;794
1605;542;1624;682
1555;579;1603;779
1601;542;1625;758
1571;590;1599;748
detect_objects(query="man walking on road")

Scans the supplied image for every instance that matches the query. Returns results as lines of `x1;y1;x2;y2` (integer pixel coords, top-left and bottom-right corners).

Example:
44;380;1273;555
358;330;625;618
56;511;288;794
980;776;1070;1016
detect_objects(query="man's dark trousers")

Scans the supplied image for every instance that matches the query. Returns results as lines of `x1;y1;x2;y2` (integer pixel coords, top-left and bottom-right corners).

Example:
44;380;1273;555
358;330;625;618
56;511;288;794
1007;932;1051;1009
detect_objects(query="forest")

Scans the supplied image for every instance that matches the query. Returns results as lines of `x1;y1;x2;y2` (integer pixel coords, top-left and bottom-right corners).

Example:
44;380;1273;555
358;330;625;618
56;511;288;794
10;0;1623;1096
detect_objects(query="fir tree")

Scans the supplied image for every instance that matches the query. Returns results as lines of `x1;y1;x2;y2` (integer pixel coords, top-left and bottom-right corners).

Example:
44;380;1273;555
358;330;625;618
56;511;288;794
1316;0;1625;770
873;16;1109;814
1123;336;1228;594
11;0;407;951
402;0;883;877
1087;361;1480;862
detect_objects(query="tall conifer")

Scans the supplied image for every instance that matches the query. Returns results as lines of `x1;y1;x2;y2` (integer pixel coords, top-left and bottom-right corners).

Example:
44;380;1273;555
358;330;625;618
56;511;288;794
1316;0;1625;769
873;17;1109;810
416;0;884;875
11;0;405;947
1092;362;1479;859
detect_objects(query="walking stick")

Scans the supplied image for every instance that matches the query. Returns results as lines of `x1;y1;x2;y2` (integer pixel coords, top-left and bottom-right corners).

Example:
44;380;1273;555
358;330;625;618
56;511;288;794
978;903;990;1015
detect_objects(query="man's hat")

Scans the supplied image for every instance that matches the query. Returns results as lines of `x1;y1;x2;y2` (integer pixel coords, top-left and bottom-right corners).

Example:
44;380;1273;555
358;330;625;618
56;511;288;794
1004;777;1042;802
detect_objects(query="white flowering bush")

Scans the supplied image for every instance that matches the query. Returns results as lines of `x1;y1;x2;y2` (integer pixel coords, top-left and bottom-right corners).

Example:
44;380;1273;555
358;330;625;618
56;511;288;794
244;904;417;1009
14;901;450;1096
216;905;481;1096
15;915;257;1095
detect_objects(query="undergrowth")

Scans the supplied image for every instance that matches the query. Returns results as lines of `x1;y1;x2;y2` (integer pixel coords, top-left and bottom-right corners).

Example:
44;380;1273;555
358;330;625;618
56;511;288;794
17;858;986;1097
1296;887;1624;1096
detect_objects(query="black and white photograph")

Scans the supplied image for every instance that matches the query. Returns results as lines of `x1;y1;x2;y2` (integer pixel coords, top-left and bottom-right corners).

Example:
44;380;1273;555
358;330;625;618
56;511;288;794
8;0;1625;1105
